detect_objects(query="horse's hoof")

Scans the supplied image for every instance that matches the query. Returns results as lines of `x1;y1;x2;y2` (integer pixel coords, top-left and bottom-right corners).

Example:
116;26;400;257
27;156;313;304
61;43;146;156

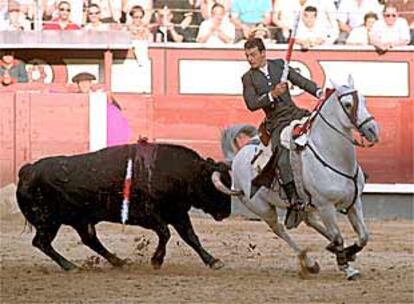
209;259;225;270
346;269;361;280
307;261;320;274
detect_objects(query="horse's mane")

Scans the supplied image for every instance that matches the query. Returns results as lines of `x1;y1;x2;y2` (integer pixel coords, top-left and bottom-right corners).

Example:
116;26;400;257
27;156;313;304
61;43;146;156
220;124;258;164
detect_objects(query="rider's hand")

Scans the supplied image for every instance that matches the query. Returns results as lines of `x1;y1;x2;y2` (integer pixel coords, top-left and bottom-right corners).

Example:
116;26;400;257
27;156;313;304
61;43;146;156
271;82;288;98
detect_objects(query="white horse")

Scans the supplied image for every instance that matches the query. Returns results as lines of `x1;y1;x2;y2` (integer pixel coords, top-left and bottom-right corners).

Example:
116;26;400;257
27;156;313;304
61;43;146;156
213;76;380;280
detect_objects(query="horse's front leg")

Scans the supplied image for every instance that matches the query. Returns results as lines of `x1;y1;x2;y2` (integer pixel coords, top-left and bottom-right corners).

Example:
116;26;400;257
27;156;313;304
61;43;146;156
318;204;360;280
304;211;335;242
344;198;369;262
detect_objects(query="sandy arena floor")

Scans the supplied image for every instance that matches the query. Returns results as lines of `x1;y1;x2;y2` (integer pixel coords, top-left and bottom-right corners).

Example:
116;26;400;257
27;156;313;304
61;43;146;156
1;213;413;304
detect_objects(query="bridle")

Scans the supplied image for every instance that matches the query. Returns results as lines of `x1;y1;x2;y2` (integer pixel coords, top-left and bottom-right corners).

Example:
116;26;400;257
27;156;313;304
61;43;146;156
316;89;376;148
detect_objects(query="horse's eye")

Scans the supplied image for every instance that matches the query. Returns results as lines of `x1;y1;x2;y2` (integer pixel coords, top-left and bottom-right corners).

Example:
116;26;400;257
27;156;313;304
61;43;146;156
344;102;352;109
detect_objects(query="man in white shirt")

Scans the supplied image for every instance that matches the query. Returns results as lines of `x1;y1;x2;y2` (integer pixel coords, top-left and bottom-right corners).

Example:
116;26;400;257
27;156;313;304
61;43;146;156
369;4;411;50
346;11;378;45
336;0;382;43
273;0;339;43
295;6;328;48
196;3;235;44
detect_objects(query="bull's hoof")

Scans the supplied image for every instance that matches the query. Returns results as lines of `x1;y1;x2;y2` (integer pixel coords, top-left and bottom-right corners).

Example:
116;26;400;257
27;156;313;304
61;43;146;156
62;262;78;272
151;259;163;270
209;259;225;270
111;258;127;268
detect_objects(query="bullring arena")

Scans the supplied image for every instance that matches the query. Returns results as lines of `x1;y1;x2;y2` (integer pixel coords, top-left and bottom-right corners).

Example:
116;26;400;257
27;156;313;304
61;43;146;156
1;2;414;303
1;211;413;303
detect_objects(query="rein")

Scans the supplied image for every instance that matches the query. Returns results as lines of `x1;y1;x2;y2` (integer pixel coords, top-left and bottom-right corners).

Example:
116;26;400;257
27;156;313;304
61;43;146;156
316;90;375;148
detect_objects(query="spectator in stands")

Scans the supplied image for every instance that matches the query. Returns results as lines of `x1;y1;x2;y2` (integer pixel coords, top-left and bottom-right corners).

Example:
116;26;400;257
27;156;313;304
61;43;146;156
231;0;272;41
346;12;378;45
43;0;84;26
295;6;328;48
369;4;411;49
90;0;122;24
200;0;232;19
0;50;28;86
151;7;191;42
196;3;235;44
249;23;273;44
273;0;339;44
7;1;31;31
153;0;193;24
72;72;132;147
0;0;8;30
236;23;275;46
127;5;153;41
336;0;383;44
43;1;80;30
121;0;152;24
153;0;202;41
386;0;414;44
84;4;110;31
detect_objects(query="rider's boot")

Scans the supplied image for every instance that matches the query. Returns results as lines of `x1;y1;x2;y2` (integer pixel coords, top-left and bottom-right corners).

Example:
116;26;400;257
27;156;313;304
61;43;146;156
283;181;305;230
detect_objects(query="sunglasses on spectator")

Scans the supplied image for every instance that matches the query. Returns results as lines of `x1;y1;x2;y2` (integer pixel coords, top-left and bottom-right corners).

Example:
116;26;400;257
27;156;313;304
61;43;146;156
384;13;396;17
89;11;101;15
59;7;71;12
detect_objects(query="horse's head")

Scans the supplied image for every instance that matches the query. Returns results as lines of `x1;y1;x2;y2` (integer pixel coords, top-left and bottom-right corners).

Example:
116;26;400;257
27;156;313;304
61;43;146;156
331;75;380;144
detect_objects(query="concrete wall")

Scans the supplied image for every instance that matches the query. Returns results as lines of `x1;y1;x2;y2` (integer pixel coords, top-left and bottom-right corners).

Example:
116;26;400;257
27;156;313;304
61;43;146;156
231;194;414;220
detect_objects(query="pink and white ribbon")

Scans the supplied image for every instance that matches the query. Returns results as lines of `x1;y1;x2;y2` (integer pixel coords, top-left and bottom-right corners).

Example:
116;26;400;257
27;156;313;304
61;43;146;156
121;158;133;224
281;12;301;83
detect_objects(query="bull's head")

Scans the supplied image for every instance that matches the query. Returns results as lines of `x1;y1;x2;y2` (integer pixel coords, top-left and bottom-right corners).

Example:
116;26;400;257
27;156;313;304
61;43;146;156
191;158;233;221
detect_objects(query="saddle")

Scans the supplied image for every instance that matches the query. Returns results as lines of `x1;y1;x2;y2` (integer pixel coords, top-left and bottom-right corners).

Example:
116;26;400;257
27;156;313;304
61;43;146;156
280;116;311;150
250;118;311;201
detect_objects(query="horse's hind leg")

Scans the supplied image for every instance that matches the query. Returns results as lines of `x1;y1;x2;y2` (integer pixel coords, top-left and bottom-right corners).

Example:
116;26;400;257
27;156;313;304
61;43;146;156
32;223;77;271
261;205;320;275
344;198;369;261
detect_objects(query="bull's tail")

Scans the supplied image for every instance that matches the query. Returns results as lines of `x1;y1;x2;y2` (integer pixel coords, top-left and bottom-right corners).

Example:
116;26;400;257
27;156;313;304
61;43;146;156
16;163;37;222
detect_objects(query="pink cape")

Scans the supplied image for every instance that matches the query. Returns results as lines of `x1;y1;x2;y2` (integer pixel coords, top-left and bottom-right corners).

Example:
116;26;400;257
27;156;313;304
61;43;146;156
106;103;132;147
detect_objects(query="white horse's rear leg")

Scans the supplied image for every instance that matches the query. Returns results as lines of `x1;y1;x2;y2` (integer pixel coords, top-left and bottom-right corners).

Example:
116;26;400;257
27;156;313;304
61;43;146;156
345;198;369;261
263;207;320;276
240;195;319;275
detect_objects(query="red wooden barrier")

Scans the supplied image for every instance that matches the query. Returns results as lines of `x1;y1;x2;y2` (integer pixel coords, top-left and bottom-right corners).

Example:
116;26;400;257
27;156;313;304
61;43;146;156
0;46;412;187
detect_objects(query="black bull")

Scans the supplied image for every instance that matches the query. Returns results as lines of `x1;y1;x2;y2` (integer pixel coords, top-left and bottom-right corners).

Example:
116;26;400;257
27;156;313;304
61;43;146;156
16;140;232;271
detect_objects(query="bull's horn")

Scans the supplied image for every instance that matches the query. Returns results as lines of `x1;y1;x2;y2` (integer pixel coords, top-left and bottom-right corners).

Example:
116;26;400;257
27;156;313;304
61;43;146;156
211;171;243;196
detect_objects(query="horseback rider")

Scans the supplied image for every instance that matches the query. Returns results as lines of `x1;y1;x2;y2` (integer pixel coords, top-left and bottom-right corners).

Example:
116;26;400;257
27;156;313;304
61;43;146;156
241;37;323;229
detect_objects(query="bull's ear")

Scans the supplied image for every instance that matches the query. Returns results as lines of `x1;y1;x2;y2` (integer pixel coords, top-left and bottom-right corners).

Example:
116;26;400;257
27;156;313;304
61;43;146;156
218;162;231;172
